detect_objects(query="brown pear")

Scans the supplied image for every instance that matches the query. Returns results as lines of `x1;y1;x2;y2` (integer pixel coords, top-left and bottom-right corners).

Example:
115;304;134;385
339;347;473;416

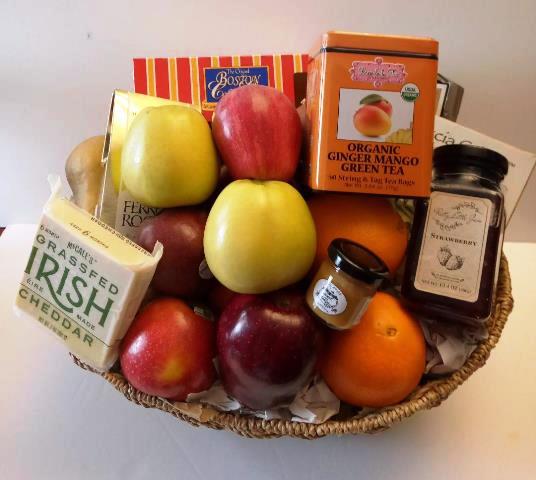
65;135;105;214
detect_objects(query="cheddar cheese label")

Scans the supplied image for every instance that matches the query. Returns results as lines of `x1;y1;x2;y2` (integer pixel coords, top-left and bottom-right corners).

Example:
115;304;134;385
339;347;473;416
15;177;162;370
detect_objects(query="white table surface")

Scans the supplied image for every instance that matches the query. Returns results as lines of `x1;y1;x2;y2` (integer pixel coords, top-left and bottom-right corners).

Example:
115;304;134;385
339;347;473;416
1;224;535;480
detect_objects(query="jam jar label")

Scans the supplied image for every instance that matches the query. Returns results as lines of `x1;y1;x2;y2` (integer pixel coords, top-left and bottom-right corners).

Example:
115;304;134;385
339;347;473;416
414;192;492;302
312;279;347;315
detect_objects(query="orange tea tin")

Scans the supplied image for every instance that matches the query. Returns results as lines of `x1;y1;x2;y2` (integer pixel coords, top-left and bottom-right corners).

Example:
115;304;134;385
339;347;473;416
306;31;438;197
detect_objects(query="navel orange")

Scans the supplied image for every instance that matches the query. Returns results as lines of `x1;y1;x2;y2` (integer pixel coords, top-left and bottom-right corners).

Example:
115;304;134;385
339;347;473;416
321;292;426;408
307;193;408;275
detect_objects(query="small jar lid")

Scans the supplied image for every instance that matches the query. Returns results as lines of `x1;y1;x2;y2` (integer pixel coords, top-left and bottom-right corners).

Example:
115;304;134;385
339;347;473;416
328;238;390;284
433;144;509;179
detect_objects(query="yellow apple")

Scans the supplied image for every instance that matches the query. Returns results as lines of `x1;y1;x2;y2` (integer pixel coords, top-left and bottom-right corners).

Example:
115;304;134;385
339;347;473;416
204;180;316;293
121;105;218;207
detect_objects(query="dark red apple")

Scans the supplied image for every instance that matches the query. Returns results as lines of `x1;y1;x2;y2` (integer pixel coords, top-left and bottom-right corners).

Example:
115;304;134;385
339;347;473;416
202;163;232;210
208;281;239;316
217;290;325;410
137;208;209;298
120;298;216;400
212;85;302;181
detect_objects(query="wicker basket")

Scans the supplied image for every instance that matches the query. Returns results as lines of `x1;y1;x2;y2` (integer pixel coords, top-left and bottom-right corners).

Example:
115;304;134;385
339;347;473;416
71;254;513;439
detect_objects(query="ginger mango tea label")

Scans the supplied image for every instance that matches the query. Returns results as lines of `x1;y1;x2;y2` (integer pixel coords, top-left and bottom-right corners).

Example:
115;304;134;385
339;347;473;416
306;31;438;197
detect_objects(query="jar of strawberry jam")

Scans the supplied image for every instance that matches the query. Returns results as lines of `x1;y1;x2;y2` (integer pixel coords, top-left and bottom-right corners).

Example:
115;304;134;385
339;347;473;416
401;144;508;325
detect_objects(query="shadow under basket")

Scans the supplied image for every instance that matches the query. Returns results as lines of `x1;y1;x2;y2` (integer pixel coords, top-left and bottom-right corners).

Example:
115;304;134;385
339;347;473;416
71;254;514;439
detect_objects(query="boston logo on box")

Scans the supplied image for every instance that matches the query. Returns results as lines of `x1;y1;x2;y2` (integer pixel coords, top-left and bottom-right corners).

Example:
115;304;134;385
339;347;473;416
204;66;269;103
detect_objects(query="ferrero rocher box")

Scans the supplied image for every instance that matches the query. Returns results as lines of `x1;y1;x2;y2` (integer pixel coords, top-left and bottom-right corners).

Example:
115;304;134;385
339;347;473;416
15;177;162;370
97;90;198;240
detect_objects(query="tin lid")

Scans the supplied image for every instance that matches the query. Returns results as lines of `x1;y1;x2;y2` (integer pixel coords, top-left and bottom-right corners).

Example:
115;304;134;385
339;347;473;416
311;31;438;58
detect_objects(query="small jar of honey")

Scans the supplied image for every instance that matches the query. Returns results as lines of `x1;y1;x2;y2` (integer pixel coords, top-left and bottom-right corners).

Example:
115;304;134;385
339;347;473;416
306;239;389;329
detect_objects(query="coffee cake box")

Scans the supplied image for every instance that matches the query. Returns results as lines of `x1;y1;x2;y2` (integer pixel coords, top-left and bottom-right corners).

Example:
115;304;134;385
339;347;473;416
133;54;309;122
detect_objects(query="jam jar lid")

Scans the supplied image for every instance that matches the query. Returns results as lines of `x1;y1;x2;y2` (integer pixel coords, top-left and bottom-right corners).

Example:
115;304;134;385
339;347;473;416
328;238;390;284
433;144;509;179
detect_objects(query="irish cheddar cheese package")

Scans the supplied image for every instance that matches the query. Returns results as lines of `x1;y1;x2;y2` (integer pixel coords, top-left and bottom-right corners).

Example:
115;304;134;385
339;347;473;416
15;177;162;371
306;31;438;197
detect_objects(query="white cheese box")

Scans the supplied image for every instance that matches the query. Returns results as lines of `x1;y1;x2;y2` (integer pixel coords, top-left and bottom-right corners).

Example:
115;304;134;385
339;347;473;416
15;176;162;370
434;116;536;223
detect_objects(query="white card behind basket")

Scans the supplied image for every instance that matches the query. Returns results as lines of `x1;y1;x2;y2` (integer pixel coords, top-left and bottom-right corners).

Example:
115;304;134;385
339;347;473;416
434;116;536;224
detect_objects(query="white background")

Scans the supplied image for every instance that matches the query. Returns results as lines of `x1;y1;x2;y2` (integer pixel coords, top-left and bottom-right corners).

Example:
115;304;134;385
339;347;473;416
1;226;535;479
1;0;535;240
337;89;414;141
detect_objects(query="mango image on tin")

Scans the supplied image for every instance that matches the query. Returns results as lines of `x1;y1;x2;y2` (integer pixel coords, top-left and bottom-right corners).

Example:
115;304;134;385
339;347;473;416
337;89;414;144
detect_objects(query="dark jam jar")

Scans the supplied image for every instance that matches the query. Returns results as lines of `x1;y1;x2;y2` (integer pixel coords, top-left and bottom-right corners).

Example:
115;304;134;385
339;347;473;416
402;144;508;325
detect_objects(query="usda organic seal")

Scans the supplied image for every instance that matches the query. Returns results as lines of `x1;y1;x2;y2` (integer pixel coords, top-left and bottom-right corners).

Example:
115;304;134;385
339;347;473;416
401;83;420;102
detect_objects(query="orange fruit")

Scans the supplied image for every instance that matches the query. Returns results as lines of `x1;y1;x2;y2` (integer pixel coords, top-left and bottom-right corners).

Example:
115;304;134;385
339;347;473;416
307;193;408;275
321;292;425;408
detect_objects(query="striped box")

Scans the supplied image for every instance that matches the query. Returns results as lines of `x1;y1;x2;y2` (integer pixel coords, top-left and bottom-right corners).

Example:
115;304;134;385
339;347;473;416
133;54;309;122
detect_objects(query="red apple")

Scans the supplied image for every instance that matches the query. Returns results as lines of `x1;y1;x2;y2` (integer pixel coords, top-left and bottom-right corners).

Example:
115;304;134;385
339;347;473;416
217;290;325;410
207;282;239;316
120;298;216;400
212;85;302;181
137;208;210;298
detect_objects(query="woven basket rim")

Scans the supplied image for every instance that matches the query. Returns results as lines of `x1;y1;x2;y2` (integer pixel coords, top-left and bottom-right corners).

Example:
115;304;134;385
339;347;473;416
71;254;513;439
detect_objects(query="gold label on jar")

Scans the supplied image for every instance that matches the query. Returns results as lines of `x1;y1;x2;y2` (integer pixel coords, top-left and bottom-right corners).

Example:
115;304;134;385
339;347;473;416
312;279;347;315
414;192;492;302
